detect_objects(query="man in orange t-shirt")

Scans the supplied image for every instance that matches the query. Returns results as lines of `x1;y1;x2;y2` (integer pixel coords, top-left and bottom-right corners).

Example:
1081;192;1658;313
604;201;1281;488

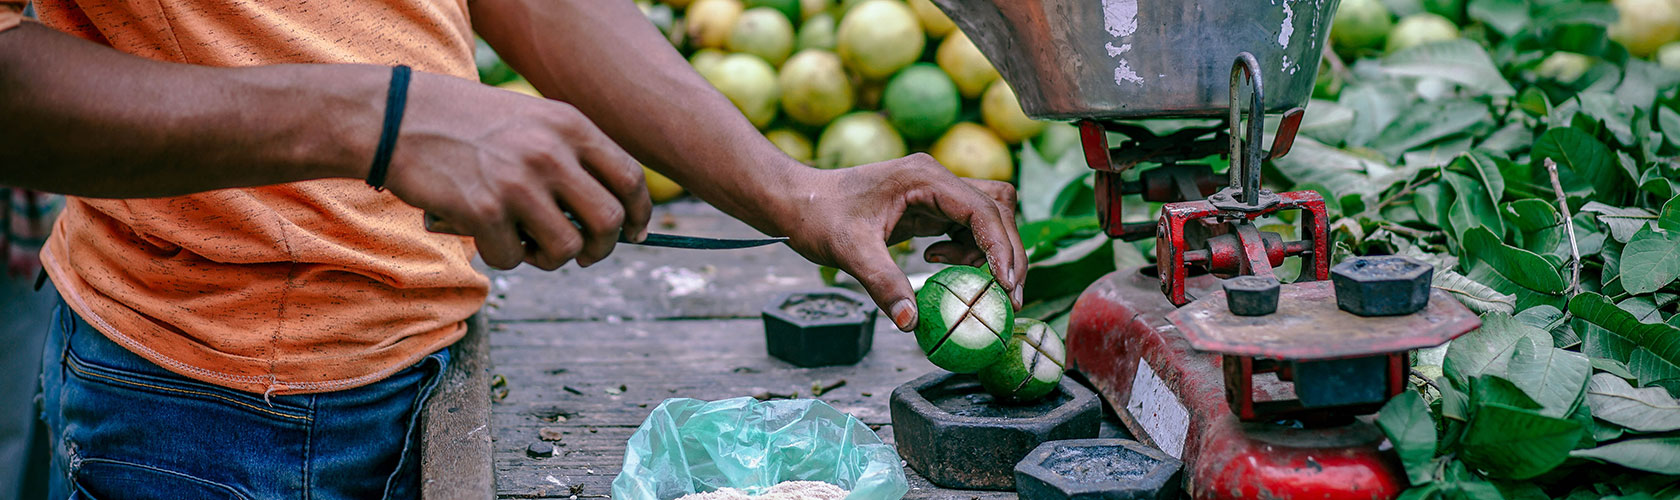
0;0;1025;497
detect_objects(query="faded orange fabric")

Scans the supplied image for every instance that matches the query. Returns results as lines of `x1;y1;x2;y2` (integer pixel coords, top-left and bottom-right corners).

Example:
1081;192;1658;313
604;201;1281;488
35;0;489;394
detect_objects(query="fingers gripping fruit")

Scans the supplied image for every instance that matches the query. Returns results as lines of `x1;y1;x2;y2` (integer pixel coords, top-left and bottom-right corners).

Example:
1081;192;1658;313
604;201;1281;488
977;318;1066;403
915;266;1014;373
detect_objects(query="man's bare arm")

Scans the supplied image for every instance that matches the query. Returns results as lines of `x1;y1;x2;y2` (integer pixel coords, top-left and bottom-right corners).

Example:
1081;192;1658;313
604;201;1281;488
0;22;649;270
0;23;378;197
472;0;1028;330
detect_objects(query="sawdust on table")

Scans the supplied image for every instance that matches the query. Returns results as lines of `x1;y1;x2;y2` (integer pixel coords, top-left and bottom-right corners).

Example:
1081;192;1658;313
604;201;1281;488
672;481;848;500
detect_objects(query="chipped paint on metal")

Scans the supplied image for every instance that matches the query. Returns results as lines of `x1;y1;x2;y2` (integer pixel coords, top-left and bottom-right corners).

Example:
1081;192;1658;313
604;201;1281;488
1106;42;1145;86
1277;0;1295;47
1102;0;1138;37
1127;359;1189;458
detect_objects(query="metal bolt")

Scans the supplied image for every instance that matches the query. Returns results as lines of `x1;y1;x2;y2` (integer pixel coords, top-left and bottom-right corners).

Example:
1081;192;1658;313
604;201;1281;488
1223;275;1280;316
1330;255;1433;316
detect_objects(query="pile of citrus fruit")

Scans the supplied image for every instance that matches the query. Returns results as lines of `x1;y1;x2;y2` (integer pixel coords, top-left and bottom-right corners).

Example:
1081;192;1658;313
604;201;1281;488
480;0;1064;202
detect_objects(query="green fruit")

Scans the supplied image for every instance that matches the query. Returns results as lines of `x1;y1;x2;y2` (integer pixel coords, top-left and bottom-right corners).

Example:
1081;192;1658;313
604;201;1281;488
977;318;1066;403
1033;122;1080;164
980;80;1045;144
797;12;839;51
936;30;1000;98
1535;52;1594;84
765;128;814;164
686;0;744;50
1330;0;1392;56
690;48;729;76
800;0;833;21
883;63;961;142
1660;42;1680;69
915;266;1014;373
1313;58;1343;100
908;0;956;38
836;0;926;80
1385;13;1459;54
780;49;855;126
744;0;801;25
728;7;797;66
929;122;1012;181
700;53;781;129
1611;0;1680;57
815;112;906;168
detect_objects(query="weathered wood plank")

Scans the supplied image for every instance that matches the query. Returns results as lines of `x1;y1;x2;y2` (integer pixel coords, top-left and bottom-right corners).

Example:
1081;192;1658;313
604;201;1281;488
421;311;495;499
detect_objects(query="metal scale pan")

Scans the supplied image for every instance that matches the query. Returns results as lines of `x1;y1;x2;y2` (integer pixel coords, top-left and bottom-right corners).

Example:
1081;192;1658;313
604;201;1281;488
930;0;1342;120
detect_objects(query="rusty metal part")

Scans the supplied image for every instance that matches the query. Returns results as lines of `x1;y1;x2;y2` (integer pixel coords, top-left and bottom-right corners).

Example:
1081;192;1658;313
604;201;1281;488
1330;256;1435;317
1014;438;1183;500
1168;280;1479;360
927;0;1338;120
1155;190;1330;306
1221;276;1280;317
1228;53;1266;207
890;372;1101;490
1067;268;1408;499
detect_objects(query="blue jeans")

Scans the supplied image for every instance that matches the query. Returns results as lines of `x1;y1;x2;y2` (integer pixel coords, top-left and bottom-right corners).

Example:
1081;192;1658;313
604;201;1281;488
39;296;449;499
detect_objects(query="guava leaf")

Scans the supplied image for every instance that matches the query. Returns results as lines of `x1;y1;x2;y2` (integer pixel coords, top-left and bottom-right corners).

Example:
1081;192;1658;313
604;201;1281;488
1507;339;1590;417
1376;391;1437;486
1468;0;1530;36
1339;82;1414;148
1660;107;1680;150
1446;173;1507;241
1459;402;1584;479
1620;226;1680;295
1462;226;1567;293
1445;312;1552;386
1570;293;1680;395
1580;202;1658;243
1660;194;1680;232
1382;40;1516;96
1472;374;1543;411
1370;100;1494;160
1531;128;1620;199
1503;199;1563;256
1585;373;1680;433
1434;268;1517;315
1571;437;1680;475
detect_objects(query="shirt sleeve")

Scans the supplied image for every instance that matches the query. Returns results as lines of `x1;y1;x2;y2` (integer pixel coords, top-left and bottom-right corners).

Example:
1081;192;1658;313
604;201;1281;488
0;2;24;34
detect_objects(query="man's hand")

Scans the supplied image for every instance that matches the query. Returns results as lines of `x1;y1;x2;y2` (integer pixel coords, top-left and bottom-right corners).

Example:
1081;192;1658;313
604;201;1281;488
382;73;652;271
771;154;1027;332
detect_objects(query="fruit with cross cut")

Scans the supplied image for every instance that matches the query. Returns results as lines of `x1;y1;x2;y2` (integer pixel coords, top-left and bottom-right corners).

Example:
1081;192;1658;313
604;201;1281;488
977;318;1066;403
915;266;1014;373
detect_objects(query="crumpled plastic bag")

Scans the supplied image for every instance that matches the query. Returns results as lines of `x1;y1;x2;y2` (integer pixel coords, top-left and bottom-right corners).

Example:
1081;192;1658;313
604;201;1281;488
611;397;909;500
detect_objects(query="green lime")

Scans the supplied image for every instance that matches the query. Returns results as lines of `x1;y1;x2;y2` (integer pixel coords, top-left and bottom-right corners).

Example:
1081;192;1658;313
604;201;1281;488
814;111;906;169
1330;0;1392;56
977;318;1066;403
915;266;1013;373
883;63;961;142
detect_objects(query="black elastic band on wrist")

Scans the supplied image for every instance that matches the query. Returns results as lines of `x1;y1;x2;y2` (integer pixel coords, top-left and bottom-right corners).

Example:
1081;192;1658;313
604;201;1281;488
367;65;412;191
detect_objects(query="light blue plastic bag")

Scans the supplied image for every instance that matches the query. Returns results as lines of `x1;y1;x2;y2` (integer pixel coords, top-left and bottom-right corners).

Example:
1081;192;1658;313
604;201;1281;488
611;397;909;500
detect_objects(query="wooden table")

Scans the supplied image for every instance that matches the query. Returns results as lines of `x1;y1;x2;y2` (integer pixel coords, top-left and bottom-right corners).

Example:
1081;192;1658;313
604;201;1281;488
420;200;1121;499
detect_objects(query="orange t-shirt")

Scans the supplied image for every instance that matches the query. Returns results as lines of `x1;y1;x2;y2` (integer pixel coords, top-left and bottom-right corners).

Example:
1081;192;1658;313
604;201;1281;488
27;0;490;394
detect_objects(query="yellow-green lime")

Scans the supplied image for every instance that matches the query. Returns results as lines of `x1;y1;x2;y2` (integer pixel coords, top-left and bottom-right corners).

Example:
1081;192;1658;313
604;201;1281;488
1330;0;1392;56
882;63;961;142
1535;52;1594;84
686;0;743;49
836;0;926;80
744;0;800;25
915;265;1014;374
980;80;1045;144
1610;0;1680;57
1385;13;1459;54
977;318;1066;403
815;112;906;169
644;166;685;203
779;49;854;126
797;12;838;51
765;128;815;164
728;7;796;66
908;0;956;38
800;0;832;21
937;30;1000;98
701;53;781;129
929;122;1012;181
1660;41;1680;69
690;48;729;76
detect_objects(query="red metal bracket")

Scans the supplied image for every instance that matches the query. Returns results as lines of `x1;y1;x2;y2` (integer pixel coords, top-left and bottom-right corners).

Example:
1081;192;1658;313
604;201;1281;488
1155;190;1330;306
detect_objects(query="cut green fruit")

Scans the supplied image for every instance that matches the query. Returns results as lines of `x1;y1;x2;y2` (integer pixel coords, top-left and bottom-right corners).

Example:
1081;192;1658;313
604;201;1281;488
915;266;1013;373
978;318;1066;403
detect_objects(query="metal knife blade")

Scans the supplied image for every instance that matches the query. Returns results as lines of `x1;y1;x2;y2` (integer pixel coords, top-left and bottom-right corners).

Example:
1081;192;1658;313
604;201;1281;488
423;211;786;250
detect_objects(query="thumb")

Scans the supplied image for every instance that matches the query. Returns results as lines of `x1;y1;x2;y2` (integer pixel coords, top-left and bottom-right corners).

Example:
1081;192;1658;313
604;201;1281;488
836;241;919;332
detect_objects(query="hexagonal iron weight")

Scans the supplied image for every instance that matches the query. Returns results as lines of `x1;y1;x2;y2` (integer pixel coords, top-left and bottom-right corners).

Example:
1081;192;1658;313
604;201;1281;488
1222;275;1280;316
1014;439;1183;500
1330;255;1433;317
890;372;1101;490
761;289;876;367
